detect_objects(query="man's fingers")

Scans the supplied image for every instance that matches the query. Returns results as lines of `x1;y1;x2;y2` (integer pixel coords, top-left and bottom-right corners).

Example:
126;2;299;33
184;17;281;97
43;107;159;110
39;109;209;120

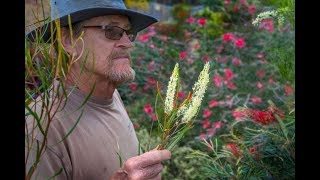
129;163;163;180
125;150;171;169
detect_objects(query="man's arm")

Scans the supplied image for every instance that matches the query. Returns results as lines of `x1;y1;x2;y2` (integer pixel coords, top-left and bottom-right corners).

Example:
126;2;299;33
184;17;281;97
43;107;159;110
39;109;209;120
109;149;171;180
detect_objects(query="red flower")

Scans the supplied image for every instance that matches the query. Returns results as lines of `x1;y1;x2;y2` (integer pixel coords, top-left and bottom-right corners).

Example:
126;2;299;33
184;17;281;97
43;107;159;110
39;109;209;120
225;143;241;158
222;33;235;42
233;6;240;11
151;113;158;121
217;45;224;53
251;96;261;103
227;82;237;90
213;75;223;87
137;34;150;42
133;124;139;129
130;83;137;90
148;77;156;84
284;84;293;96
209;100;219;108
256;53;265;59
260;19;274;33
202;56;210;62
212;121;222;129
232;57;241;66
207;129;216;136
186;17;195;23
256;70;266;78
232;110;246;121
202;120;211;129
197;18;207;25
224;69;234;81
177;91;184;99
144;104;153;115
234;38;246;48
247;5;257;14
202;109;212;118
180;51;187;59
256;82;263;89
193;43;200;50
224;0;231;5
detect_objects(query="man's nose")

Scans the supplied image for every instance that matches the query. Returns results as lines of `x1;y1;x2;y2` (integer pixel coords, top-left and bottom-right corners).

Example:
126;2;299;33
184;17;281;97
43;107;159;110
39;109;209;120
116;32;134;49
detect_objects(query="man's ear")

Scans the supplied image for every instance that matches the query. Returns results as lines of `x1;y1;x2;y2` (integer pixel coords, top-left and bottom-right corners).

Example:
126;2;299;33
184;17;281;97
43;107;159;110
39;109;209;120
60;27;74;55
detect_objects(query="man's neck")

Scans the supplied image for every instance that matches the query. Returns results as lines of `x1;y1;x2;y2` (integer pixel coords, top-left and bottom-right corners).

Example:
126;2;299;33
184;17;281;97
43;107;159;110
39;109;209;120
65;70;116;99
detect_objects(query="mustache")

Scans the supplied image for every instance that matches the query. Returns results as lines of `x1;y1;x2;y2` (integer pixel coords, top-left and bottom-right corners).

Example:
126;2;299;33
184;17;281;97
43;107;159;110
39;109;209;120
109;50;131;59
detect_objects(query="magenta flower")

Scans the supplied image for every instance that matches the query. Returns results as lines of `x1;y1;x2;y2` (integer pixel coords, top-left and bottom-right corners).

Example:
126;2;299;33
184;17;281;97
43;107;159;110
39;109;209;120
180;51;187;59
197;18;207;25
202;120;211;129
186;17;195;23
213;75;223;87
202;108;213;118
130;83;137;90
222;33;235;42
144;104;153;115
251;96;262;103
209;100;219;108
232;57;241;66
234;38;246;48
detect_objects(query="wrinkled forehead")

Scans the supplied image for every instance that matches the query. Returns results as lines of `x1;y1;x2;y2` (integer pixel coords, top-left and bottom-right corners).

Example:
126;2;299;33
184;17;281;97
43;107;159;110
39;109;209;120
84;15;131;29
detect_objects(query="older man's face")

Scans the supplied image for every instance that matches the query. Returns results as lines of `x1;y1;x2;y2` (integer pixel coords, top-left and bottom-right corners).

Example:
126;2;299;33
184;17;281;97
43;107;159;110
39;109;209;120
76;15;135;84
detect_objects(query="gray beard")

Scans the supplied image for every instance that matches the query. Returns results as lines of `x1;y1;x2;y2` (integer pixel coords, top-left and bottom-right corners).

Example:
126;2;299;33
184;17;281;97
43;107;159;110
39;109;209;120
106;67;135;84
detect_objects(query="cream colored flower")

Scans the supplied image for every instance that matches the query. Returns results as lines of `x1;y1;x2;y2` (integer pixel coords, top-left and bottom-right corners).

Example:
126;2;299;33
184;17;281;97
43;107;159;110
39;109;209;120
164;63;179;115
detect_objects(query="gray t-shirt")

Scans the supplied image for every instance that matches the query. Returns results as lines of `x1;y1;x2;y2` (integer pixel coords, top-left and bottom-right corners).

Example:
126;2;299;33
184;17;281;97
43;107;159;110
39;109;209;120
26;86;139;179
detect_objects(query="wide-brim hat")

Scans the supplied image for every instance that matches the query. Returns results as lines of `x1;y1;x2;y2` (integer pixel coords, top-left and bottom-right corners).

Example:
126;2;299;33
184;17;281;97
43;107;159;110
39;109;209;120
26;0;158;42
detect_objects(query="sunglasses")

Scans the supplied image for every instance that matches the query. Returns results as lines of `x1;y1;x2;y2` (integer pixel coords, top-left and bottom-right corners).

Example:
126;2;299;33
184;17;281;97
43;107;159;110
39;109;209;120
83;25;137;42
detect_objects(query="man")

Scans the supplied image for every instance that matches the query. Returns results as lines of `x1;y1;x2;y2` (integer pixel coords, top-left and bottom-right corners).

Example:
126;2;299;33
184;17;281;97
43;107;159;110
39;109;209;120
25;0;171;179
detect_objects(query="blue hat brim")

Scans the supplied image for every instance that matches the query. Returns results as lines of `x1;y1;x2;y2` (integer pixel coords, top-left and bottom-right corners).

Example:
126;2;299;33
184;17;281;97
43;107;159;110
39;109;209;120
26;8;158;42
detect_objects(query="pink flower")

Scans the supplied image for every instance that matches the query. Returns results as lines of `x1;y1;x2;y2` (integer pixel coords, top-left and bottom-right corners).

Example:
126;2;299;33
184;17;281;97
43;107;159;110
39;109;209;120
186;17;195;23
202;56;210;62
256;70;266;78
199;133;207;140
224;0;231;5
222;33;235;42
247;5;257;14
151;113;158;121
209;100;219;108
144;104;153;115
233;6;240;11
232;57;241;66
202;109;212;118
284;84;293;96
268;78;275;84
217;45;224;53
213;75;223;87
232;110;246;121
225;143;241;157
227;82;237;90
161;35;168;41
143;84;150;90
193;43;200;50
147;61;156;70
130;83;137;90
234;38;246;48
256;82;263;89
184;31;191;37
202;120;211;129
197;18;207;25
260;19;274;33
149;43;155;49
224;69;234;80
207;129;216;136
137;34;150;42
251;96;261;103
256;53;265;58
148;77;156;84
177;91;184;99
180;51;187;59
212;121;222;129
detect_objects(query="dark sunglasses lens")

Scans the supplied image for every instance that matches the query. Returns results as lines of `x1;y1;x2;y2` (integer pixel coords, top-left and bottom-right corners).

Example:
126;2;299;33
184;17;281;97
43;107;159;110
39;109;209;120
105;27;123;40
105;26;136;42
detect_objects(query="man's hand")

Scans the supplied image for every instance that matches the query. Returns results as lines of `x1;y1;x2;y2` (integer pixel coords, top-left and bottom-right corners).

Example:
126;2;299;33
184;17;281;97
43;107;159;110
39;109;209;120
110;149;171;180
